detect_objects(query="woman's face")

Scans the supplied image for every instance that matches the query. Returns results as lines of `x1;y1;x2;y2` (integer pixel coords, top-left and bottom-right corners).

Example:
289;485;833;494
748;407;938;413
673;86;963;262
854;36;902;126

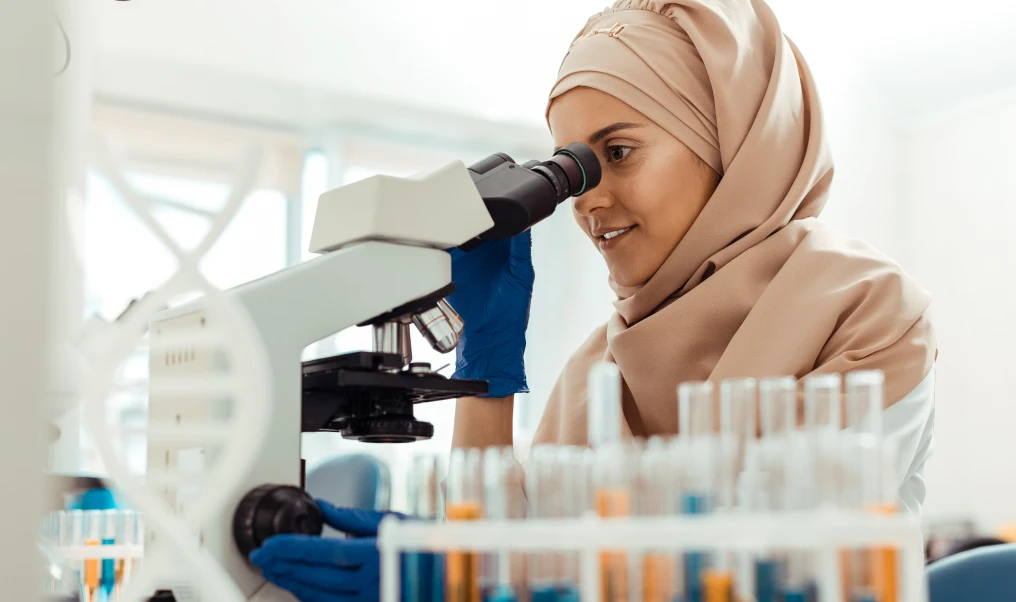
548;87;720;287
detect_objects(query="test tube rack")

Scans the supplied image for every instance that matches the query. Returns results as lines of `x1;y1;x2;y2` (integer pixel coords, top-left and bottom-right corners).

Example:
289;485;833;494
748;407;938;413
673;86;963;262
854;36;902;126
378;510;926;602
40;543;145;561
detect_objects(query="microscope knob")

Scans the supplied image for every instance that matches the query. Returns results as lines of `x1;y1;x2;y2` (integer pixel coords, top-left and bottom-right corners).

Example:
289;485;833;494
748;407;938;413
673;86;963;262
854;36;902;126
233;484;325;561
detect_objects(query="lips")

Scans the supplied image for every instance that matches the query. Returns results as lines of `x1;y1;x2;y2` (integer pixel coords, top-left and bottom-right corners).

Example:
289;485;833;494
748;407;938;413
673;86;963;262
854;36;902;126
592;225;636;240
595;224;637;250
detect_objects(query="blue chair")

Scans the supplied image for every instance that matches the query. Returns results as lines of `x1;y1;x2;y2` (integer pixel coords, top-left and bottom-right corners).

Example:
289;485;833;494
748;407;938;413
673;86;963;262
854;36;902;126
305;454;391;537
927;542;1016;602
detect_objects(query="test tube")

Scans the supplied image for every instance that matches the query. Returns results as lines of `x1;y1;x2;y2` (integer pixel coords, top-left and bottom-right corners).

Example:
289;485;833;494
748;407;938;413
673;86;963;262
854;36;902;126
556;446;588;602
588;361;622;449
847;370;899;602
100;510;118;600
68;510;85;597
754;376;798;602
589;362;632;602
83;511;102;602
447;448;484;602
526;447;562;602
639;438;677;602
483;446;523;602
804;373;844;509
719;378;760;602
119;510;138;602
781;435;818;601
678;381;715;602
803;374;842;433
405;454;445;602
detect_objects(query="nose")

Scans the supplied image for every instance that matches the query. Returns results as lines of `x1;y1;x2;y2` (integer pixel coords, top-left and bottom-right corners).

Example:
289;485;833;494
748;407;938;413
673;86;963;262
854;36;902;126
573;185;613;218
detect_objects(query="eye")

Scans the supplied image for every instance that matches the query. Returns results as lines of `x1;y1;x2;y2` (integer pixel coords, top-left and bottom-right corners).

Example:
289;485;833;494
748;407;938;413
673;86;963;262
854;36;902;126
606;145;633;163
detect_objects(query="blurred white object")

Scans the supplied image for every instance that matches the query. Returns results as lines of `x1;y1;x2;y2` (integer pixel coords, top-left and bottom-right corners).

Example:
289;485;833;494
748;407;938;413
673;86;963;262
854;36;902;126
886;366;936;516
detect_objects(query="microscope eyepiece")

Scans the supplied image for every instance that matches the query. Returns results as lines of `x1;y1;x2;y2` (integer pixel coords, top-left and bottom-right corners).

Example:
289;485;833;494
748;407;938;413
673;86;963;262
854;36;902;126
550;141;602;197
462;142;602;248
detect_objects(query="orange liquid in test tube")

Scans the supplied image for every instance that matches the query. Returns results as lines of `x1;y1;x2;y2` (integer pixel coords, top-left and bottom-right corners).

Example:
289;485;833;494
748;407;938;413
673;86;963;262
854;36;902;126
595;489;630;602
446;502;483;602
868;503;899;602
642;554;673;602
702;569;734;602
84;540;100;602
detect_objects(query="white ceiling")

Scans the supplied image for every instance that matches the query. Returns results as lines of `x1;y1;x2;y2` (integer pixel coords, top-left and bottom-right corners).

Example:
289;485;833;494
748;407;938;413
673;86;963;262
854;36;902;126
87;0;1016;126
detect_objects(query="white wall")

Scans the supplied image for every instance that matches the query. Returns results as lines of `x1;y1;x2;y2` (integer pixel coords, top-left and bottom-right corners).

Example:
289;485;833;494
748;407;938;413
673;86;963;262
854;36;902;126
902;89;1016;533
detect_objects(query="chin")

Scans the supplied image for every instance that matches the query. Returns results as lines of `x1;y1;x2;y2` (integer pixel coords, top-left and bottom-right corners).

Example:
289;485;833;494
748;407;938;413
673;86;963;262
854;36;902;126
607;265;649;288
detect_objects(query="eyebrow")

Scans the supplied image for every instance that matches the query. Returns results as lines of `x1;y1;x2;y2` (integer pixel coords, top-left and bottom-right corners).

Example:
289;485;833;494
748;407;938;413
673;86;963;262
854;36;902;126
555;122;646;152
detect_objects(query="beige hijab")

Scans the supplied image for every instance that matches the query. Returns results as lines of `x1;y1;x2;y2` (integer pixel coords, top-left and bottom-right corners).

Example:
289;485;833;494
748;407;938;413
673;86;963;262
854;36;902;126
533;0;936;445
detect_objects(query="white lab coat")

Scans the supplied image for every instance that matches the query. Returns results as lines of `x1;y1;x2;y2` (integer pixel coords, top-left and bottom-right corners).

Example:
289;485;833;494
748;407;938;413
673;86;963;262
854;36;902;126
886;366;936;516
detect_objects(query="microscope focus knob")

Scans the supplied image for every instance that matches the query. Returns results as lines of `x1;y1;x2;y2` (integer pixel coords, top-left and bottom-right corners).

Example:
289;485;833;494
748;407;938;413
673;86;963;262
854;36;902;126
233;484;325;561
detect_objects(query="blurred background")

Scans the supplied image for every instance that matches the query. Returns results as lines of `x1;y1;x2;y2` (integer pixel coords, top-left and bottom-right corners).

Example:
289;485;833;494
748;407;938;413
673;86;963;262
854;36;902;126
53;0;1016;549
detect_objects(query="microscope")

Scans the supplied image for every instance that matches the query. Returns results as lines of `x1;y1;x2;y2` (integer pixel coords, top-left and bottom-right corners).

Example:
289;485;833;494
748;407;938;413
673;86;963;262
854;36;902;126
144;143;600;601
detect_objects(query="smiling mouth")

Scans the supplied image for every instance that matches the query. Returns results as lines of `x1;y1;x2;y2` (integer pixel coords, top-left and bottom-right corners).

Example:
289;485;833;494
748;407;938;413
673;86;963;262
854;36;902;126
597;225;636;249
602;227;632;240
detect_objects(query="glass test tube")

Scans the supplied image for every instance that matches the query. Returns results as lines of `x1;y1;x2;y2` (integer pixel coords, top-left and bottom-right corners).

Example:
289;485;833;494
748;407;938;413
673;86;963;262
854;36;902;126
83;511;102;602
447;448;484;602
804;374;842;433
101;510;118;600
405;454;445;602
589;362;631;602
678;381;715;602
755;376;801;602
711;377;759;596
526;447;561;602
847;370;899;602
639;438;677;602
119;510;138;602
557;447;588;602
68;510;85;597
804;374;843;510
483;447;522;602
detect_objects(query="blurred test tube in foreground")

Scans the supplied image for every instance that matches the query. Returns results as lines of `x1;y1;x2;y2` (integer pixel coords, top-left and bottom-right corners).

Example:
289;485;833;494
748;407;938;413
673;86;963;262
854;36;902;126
405;454;445;602
447;448;483;602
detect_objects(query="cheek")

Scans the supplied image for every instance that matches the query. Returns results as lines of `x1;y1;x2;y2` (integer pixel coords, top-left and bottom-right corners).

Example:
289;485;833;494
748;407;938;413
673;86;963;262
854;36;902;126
625;159;703;240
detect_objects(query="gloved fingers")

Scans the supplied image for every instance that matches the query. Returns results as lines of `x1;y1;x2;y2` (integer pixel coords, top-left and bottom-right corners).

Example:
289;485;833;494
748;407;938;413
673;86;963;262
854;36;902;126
260;560;379;592
259;562;359;595
315;501;405;537
260;557;379;595
507;229;535;291
251;535;375;568
264;573;357;602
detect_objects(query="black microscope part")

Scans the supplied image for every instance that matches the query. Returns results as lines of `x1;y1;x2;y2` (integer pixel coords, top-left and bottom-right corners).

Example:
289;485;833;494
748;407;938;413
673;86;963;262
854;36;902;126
302;351;487;442
460;141;602;250
233;484;325;562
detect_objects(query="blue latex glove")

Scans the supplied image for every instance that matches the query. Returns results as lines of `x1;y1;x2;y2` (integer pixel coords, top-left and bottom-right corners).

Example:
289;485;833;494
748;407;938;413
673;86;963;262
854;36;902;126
250;501;404;602
447;229;535;398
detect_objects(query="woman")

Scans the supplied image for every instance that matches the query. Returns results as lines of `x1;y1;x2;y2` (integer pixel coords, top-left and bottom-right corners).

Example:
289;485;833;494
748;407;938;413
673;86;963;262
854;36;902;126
451;0;935;503
251;1;936;599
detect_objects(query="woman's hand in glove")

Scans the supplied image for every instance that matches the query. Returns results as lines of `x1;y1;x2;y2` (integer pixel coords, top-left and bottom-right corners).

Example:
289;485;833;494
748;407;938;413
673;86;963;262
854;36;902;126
446;229;535;398
250;501;402;602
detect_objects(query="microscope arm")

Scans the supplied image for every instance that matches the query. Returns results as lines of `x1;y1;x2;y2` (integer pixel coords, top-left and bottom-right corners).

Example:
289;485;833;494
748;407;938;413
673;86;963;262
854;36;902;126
175;241;452;601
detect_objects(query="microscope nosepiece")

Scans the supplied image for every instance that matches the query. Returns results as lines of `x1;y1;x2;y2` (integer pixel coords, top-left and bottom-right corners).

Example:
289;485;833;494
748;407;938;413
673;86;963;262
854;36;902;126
412;299;463;354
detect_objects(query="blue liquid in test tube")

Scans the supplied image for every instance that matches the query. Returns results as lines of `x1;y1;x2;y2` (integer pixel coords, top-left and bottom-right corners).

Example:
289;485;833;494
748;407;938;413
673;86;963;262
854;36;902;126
404;552;445;602
682;493;710;602
556;583;580;602
754;559;780;602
